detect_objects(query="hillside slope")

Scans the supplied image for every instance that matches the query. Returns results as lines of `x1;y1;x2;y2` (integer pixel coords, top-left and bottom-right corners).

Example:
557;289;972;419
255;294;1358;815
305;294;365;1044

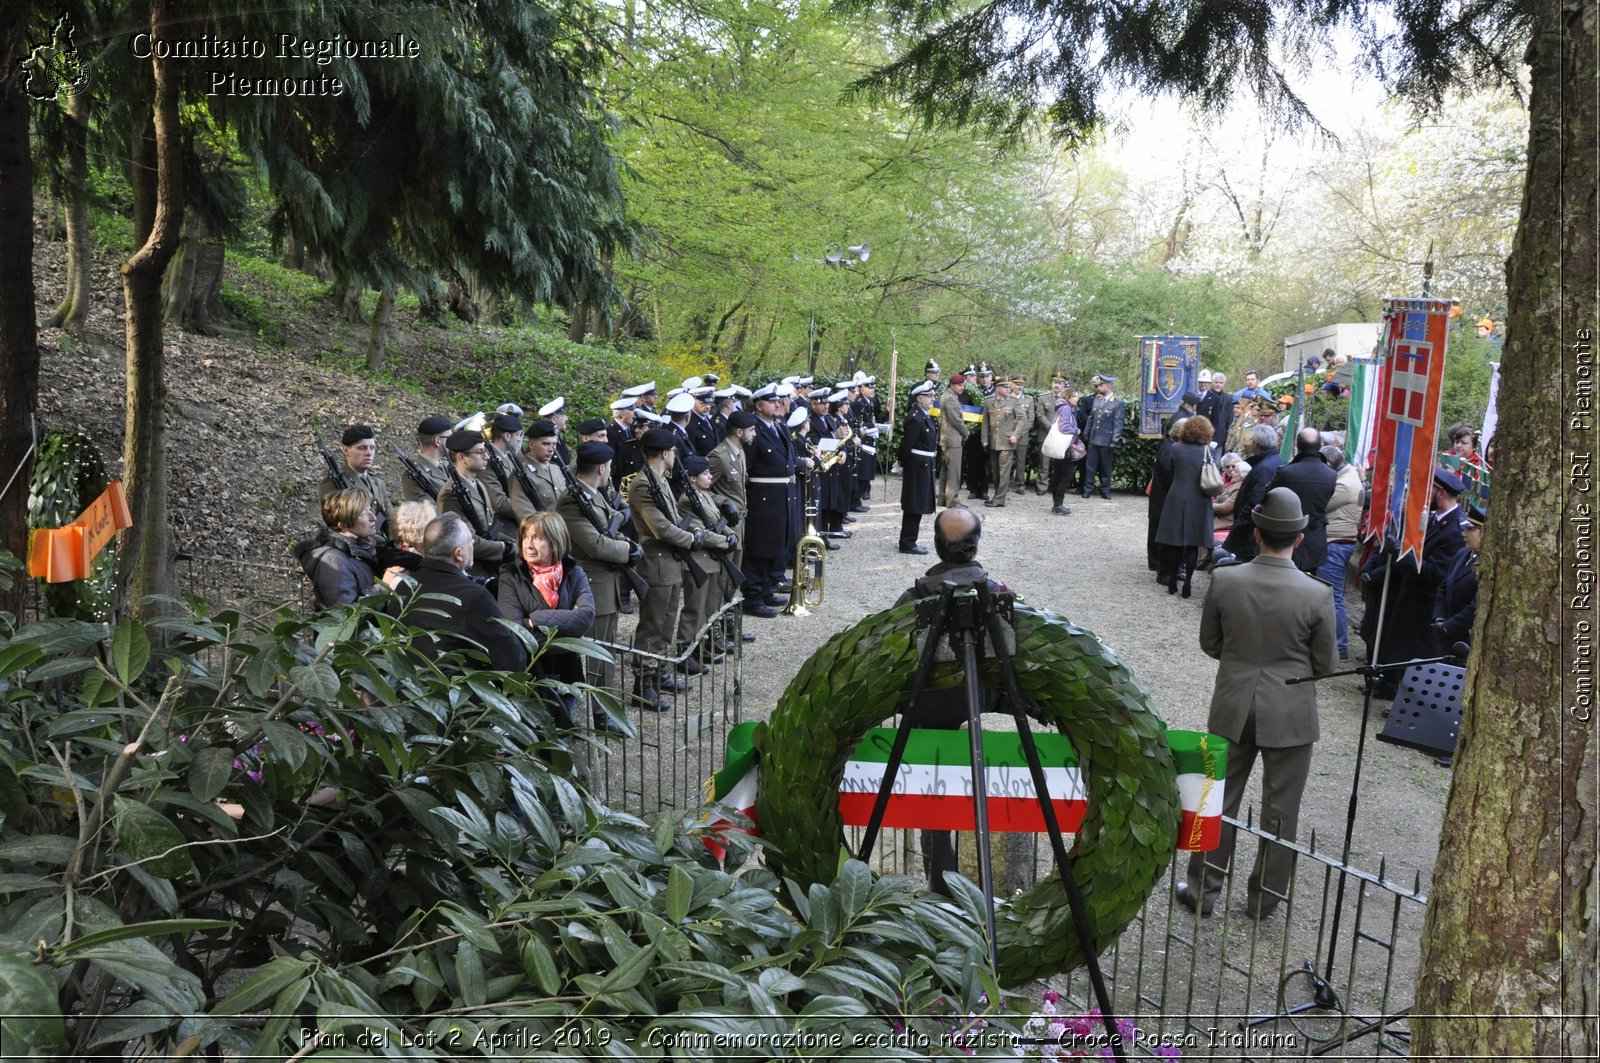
29;214;652;565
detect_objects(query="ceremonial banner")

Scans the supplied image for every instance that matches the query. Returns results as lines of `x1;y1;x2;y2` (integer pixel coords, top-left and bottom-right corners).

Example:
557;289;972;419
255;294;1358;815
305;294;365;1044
1345;358;1383;470
1481;362;1501;450
1137;335;1201;437
701;722;1227;858
1366;298;1451;560
1279;366;1306;462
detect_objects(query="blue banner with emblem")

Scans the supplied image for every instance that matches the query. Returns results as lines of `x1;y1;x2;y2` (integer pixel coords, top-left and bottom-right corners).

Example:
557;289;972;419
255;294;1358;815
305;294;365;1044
1138;335;1202;437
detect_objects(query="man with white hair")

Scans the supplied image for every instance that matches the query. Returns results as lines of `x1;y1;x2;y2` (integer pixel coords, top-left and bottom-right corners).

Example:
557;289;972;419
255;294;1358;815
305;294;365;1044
390;513;527;672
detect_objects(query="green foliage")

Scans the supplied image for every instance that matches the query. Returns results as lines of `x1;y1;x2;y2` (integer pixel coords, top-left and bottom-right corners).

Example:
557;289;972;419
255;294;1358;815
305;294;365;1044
839;0;1531;145
217;282;289;347
0;567;1018;1057
26;430;115;622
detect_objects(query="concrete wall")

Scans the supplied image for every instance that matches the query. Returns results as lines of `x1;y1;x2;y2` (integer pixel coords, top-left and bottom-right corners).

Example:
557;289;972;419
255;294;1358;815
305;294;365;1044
1282;322;1381;373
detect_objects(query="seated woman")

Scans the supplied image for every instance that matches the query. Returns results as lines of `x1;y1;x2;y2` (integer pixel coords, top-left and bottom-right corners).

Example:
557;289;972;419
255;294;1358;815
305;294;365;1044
497;511;597;730
295;487;387;607
1201;453;1249;568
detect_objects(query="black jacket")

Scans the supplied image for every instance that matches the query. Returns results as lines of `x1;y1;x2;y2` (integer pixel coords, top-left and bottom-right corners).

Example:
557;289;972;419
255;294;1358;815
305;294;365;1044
390;557;528;672
1221;451;1284;559
295;530;379;608
1269;452;1339;571
1433;547;1479;644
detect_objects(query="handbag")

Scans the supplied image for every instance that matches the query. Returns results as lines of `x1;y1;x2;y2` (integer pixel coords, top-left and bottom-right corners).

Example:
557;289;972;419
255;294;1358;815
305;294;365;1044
1199;445;1225;496
1069;439;1087;462
1042;425;1071;460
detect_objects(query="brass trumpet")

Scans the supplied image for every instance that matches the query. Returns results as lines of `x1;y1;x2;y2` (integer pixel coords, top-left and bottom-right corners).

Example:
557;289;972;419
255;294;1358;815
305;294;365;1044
785;465;827;616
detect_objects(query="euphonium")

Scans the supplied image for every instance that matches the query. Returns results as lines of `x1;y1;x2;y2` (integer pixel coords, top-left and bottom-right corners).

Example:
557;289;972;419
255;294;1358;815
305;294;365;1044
785;468;827;616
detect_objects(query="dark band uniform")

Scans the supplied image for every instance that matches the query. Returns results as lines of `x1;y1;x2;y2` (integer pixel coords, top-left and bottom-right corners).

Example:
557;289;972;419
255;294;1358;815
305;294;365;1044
743;409;797;602
898;389;938;550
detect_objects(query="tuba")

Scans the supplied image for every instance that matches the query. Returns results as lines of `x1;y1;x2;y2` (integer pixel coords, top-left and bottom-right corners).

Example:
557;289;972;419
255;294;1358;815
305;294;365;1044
785;454;827;616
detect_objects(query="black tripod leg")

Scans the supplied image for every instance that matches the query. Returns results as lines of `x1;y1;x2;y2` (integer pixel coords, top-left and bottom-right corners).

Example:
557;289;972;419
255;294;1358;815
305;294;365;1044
976;582;1128;1063
954;625;1001;971
858;588;954;864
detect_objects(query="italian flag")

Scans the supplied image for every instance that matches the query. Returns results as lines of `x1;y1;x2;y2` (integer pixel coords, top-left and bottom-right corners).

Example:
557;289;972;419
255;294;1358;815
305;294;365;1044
701;723;1227;859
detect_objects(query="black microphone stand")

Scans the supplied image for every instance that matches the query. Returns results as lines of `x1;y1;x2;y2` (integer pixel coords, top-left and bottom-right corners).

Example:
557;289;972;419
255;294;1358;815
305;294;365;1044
1247;552;1466;1049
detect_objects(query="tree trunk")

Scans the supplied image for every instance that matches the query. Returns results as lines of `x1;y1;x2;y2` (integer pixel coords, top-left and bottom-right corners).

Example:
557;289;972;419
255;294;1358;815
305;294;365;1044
129;114;156;250
45;90;91;330
163;212;223;334
281;234;304;271
329;277;364;323
0;11;39;620
567;299;587;342
366;287;394;370
1412;0;1598;1058
117;0;185;620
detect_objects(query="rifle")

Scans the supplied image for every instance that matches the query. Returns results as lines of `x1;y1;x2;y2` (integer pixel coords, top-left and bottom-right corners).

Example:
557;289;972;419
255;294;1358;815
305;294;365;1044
643;467;709;589
671;466;743;587
389;441;441;502
487;445;548;513
555;456;650;600
314;432;349;491
444;462;495;543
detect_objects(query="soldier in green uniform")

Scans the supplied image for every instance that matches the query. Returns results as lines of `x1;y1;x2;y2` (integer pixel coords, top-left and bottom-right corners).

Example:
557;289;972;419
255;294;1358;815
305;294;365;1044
555;440;641;727
318;424;393;532
509;420;565;519
709;411;758;627
399;417;453;503
1009;374;1034;493
435;431;513;579
938;372;969;508
675;453;737;674
627;428;701;709
983;378;1024;507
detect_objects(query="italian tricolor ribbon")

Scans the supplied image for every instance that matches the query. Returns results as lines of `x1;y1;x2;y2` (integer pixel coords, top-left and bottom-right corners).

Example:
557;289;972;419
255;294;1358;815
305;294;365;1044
702;723;1227;858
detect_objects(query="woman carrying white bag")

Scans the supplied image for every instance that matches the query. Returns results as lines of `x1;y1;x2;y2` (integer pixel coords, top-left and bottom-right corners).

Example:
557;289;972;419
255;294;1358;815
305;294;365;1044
1043;382;1085;515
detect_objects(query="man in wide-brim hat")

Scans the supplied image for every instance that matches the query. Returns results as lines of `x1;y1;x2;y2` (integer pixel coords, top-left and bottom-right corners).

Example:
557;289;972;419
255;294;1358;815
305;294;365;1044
1177;486;1335;922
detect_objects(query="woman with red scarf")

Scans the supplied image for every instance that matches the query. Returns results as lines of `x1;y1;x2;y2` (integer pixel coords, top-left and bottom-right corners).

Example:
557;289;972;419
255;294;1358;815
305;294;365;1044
498;512;598;731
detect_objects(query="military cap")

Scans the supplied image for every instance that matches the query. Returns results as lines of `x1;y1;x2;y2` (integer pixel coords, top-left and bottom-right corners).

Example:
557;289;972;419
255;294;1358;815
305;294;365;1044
1093;373;1116;385
752;383;778;401
417;416;453;436
683;454;711;476
538;397;565;417
610;397;637;412
925;359;941;373
978;363;994;377
786;407;810;429
622;382;657;397
911;380;935;397
703;372;720;385
1465;502;1487;527
666;392;696;414
775;382;796;398
342;424;376;445
1181;390;1203;405
491;413;523;434
575;417;607;436
950;373;967;385
1011;374;1027;385
635;409;665;424
526;419;558;439
728;410;758;429
496;403;524;417
681;376;704;391
1433;467;1466;495
575;441;614;465
713;386;738;399
640;427;678;451
447;431;487;454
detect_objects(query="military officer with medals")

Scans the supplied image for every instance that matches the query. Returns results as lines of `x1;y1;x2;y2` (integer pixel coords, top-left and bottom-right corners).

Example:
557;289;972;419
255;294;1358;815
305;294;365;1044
435;431;513;578
983;376;1024;507
898;381;939;554
688;386;719;456
399;416;453;503
1009;374;1035;493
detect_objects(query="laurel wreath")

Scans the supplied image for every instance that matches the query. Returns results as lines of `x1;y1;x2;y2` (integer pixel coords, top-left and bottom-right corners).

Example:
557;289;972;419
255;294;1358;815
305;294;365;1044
753;601;1180;986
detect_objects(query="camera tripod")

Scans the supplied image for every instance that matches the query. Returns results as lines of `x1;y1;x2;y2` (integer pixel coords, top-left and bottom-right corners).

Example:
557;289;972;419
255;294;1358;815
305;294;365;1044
855;579;1129;1063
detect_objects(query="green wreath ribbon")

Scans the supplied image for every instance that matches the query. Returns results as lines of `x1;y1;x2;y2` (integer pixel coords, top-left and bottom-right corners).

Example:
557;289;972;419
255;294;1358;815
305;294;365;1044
754;601;1180;986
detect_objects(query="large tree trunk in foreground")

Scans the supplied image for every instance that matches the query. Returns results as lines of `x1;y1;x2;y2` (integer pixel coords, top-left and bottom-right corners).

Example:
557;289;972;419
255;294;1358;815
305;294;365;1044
163;212;224;334
118;0;185;619
0;10;39;619
1412;0;1597;1057
45;89;92;331
366;287;394;369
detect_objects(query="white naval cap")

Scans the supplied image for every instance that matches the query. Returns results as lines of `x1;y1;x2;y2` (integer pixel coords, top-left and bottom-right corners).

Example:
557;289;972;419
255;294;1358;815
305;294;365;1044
622;381;657;397
609;397;637;412
666;392;696;414
681;376;703;391
496;403;524;417
786;407;810;429
538;397;565;417
910;380;935;397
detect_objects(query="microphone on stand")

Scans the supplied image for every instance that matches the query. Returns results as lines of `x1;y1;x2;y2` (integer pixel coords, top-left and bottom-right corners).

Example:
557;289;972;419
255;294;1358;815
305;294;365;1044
1452;641;1472;663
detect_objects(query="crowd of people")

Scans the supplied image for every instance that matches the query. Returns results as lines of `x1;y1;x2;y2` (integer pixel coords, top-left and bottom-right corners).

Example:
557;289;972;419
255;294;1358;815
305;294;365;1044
293;360;1488;751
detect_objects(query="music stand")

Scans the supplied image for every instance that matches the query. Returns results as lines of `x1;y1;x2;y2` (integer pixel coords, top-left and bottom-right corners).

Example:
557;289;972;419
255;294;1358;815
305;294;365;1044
855;580;1129;1063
